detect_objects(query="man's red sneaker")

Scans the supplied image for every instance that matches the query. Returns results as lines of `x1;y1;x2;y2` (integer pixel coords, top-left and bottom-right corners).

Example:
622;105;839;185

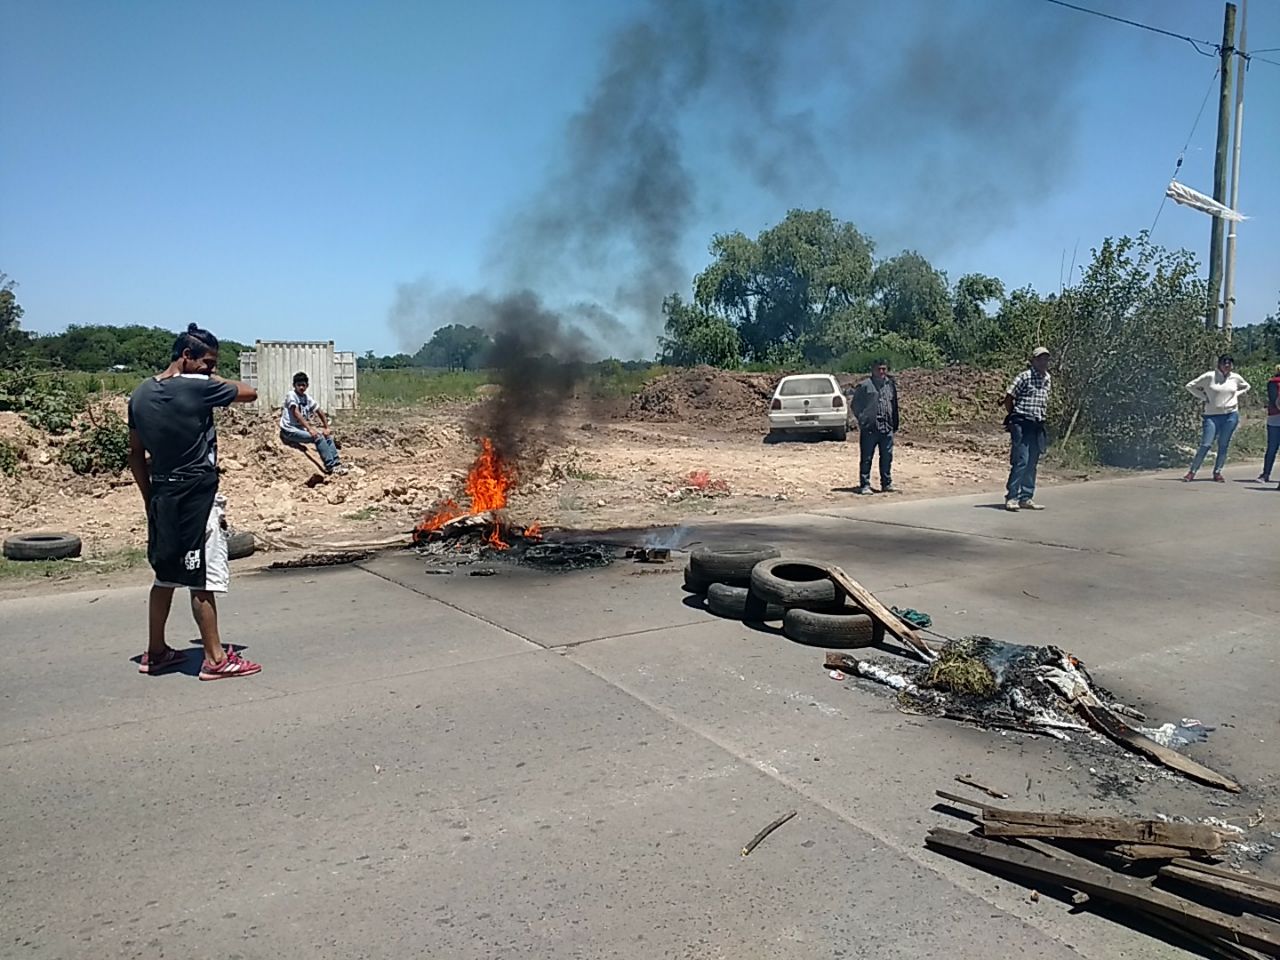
1181;472;1195;482
1213;473;1226;483
199;649;262;681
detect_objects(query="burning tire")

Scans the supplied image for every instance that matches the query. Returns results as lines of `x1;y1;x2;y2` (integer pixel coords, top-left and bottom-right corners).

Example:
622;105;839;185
783;608;879;648
705;582;784;622
750;557;839;608
2;532;82;561
688;543;781;588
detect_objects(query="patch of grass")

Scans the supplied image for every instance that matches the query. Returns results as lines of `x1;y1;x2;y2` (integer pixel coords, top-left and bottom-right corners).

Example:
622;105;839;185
0;547;147;582
581;363;662;399
914;396;956;426
341;505;380;521
1045;432;1101;472
923;638;997;697
359;369;489;406
62;371;146;395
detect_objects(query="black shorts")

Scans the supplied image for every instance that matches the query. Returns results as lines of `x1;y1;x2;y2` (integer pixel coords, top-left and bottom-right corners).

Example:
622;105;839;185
147;468;220;590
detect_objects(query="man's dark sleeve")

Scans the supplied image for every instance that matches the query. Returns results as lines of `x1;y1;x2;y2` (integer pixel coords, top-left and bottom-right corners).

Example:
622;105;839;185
205;378;240;408
126;393;136;429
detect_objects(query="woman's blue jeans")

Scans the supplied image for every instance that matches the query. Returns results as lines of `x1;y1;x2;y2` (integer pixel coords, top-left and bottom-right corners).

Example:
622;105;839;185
1189;412;1239;475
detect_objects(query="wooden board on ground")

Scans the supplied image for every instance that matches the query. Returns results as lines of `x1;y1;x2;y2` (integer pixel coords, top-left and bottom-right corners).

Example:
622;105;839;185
925;828;1280;955
1171;860;1280;896
933;791;1224;851
1110;843;1196;861
825;565;935;661
1159;865;1280;918
1076;702;1241;793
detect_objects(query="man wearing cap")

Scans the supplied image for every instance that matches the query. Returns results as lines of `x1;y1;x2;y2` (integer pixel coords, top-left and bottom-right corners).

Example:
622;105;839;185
1002;347;1052;512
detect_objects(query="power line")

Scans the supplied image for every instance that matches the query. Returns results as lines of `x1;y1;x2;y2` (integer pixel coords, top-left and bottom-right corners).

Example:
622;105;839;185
1039;0;1221;56
1149;64;1221;238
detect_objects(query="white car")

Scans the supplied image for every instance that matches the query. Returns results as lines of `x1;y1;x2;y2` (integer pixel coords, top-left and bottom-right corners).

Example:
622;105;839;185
767;374;848;442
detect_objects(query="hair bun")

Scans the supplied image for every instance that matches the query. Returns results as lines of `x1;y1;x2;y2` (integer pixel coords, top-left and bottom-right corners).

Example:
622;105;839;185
187;322;200;333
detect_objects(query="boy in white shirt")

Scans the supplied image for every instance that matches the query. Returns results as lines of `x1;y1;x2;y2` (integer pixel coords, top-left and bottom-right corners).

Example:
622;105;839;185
280;371;347;475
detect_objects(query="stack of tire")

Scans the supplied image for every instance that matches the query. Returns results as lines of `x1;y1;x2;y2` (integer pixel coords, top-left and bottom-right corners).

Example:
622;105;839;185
683;543;882;648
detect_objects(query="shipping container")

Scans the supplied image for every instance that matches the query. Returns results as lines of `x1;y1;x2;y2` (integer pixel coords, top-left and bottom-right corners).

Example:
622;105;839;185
238;340;358;414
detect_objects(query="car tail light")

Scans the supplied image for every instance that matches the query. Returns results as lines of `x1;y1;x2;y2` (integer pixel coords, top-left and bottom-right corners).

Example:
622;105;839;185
832;395;844;408
770;398;781;410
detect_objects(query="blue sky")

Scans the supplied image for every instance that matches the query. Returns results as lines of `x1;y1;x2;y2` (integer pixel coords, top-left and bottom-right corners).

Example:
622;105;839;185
3;0;1278;358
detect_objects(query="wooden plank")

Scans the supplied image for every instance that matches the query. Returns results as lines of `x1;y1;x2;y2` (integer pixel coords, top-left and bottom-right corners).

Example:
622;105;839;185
936;791;1221;852
1160;865;1280;919
925;828;1280;955
1111;844;1195;861
1076;702;1241;793
981;816;1223;852
824;565;936;661
1172;860;1280;896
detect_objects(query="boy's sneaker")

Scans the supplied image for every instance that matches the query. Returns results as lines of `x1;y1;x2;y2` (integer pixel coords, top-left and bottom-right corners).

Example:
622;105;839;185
1212;472;1226;483
880;481;895;493
199;649;262;681
332;464;349;476
1019;500;1045;511
1181;471;1195;482
854;485;873;495
138;646;188;675
1258;474;1271;483
1005;499;1020;511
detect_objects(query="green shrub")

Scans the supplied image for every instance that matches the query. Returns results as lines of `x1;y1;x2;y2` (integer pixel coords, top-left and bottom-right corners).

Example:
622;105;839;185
838;332;944;373
0;369;89;434
60;410;130;475
0;438;20;477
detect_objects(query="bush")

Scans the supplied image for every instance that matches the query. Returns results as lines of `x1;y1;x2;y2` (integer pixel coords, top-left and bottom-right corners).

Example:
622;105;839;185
60;410;130;475
0;369;88;434
838;332;944;373
0;438;20;477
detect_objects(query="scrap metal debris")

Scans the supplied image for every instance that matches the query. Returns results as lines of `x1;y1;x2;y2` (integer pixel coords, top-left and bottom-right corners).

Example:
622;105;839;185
267;551;370;569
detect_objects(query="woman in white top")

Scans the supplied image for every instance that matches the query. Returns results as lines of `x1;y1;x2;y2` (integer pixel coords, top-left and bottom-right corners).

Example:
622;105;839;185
1182;354;1251;483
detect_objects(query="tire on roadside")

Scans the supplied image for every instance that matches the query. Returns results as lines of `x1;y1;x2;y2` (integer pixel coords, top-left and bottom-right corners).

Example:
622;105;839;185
689;543;782;588
682;565;712;595
705;582;784;622
782;607;879;648
750;557;839;608
226;530;256;561
2;532;82;562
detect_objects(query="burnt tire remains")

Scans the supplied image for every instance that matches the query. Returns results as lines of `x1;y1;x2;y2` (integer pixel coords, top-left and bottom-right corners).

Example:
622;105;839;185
750;557;839;608
783;608;880;648
705;582;784;622
2;532;83;562
689;543;782;587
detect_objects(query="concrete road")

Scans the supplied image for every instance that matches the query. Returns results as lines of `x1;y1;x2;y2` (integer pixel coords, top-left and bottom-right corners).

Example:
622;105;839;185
2;466;1276;959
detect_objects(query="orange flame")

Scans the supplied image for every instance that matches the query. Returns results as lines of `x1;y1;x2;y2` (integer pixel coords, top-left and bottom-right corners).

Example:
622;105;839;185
416;438;518;547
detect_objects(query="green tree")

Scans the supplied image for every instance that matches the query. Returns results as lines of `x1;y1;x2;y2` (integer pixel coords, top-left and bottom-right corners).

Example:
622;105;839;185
1042;235;1224;466
692;209;876;363
872;251;950;341
0;273;29;366
413;324;493;370
940;273;1007;362
657;293;741;367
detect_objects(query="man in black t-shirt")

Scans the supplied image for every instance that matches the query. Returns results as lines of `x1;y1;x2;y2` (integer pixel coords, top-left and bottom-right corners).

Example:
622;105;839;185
127;323;262;680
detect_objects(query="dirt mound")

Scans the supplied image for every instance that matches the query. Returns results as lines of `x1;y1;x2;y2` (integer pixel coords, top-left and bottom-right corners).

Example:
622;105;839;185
623;366;776;427
623;364;1007;433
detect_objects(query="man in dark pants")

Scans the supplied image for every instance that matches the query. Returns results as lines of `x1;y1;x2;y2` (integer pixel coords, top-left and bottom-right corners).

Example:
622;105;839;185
1003;346;1052;512
849;359;899;495
127;323;263;680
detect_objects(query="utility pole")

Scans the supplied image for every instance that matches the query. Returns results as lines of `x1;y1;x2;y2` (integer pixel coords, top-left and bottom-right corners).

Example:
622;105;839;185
1205;2;1236;330
1222;0;1248;339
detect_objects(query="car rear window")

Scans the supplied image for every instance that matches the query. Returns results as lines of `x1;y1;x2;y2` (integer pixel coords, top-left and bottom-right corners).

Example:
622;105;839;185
778;377;835;397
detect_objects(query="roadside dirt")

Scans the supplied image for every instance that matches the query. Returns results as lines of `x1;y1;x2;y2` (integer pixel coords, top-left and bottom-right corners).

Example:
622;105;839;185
0;367;1086;562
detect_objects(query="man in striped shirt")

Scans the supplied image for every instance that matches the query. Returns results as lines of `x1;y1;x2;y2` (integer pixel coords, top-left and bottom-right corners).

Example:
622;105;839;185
1003;347;1052;512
